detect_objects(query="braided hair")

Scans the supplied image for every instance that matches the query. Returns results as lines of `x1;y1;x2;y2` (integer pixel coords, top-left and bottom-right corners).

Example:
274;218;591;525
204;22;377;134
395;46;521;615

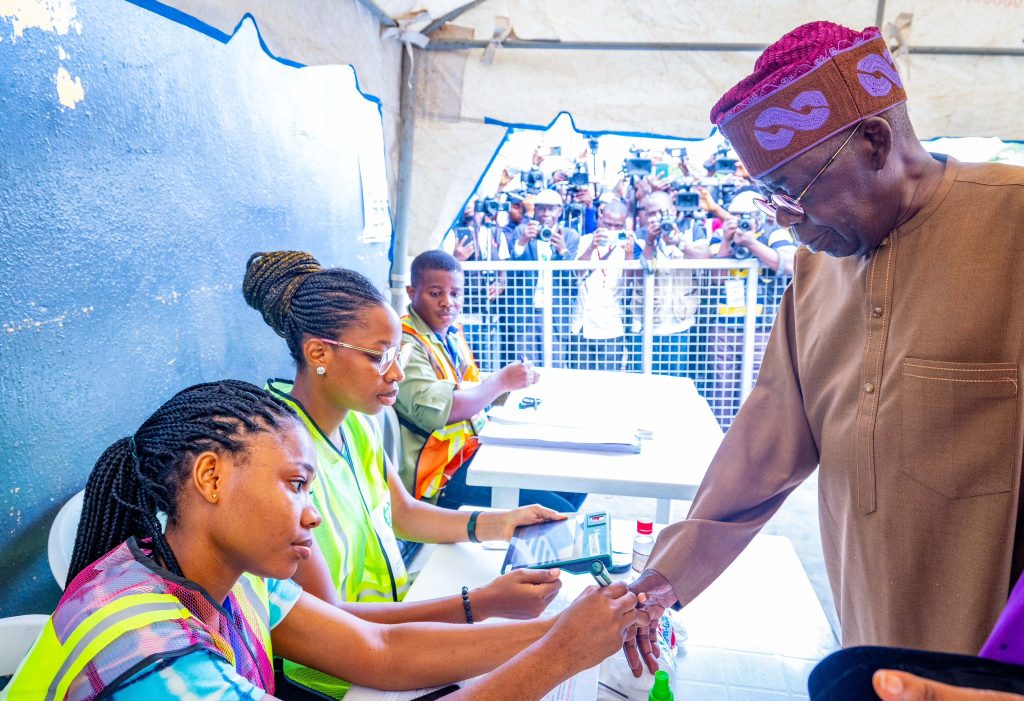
67;380;298;586
242;251;387;365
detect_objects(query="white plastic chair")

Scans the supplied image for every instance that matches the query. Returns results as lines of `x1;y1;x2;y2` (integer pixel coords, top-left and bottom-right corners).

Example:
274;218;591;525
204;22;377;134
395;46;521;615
0;614;48;676
47;490;84;590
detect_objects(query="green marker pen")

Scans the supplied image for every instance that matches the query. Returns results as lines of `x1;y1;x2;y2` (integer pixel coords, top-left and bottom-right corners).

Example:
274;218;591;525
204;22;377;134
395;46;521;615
590;560;612;587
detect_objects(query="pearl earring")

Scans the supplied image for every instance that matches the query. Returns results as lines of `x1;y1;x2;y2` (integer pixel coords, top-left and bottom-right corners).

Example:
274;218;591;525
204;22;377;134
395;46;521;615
316;366;326;376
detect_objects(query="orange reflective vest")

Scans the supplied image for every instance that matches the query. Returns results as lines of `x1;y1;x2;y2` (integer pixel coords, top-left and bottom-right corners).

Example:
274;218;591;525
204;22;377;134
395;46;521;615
401;318;487;500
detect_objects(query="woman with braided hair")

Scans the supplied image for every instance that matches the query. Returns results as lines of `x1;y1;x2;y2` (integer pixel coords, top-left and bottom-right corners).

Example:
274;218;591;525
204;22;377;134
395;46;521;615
242;251;573;699
2;380;643;700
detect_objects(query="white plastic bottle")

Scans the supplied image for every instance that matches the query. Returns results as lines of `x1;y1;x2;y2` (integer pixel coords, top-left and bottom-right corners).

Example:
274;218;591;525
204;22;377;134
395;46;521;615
631;519;655;574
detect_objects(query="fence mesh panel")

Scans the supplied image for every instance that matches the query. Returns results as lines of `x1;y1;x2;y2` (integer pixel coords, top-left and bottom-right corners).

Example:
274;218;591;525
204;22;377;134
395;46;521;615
460;260;791;431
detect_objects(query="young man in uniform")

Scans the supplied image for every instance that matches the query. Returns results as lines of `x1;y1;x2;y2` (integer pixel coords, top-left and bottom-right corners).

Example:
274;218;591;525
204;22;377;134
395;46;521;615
395;250;587;513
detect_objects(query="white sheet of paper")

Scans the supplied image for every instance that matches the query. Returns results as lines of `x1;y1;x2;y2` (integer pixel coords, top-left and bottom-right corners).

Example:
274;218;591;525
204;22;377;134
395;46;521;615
351;665;597;701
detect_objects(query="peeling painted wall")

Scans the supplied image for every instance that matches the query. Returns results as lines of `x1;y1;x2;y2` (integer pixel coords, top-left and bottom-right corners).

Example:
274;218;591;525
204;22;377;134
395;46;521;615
0;0;392;615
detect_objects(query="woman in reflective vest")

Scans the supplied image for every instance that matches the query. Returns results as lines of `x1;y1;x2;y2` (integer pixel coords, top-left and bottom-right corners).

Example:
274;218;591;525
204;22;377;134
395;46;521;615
242;251;570;699
2;380;644;700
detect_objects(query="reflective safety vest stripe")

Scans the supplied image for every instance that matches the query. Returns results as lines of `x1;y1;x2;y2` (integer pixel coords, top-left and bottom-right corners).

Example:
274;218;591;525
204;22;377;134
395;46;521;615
400;319;487;500
0;568;274;699
1;593;191;701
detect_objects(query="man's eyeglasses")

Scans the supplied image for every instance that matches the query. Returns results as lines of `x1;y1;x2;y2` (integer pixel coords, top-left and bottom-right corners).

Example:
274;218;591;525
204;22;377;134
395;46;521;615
319;339;414;376
753;122;862;221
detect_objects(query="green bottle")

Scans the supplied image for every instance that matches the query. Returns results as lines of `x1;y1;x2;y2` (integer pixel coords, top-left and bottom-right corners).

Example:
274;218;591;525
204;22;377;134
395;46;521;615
649;669;673;701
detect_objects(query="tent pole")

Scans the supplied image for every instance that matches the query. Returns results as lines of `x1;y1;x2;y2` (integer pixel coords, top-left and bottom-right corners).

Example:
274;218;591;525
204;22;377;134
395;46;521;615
391;48;417;312
423;0;489;35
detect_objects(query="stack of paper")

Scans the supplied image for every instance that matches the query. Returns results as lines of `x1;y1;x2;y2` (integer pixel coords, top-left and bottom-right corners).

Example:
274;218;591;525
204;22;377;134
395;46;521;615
478;416;641;454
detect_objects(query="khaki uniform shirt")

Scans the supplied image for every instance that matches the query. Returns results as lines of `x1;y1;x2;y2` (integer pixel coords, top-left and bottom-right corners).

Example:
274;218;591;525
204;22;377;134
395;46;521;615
647;157;1024;654
394;307;458;498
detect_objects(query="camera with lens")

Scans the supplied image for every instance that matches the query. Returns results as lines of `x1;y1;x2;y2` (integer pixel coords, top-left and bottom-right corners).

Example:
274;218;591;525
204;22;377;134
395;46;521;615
610;230;630;245
475;196;510;217
524;167;546;194
568;163;590;188
736;211;757;232
657;209;676;236
538;225;554;242
731;242;753;260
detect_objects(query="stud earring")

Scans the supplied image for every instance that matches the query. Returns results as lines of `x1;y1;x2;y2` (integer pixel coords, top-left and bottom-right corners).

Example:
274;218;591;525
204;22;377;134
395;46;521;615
316;366;326;376
212;493;218;501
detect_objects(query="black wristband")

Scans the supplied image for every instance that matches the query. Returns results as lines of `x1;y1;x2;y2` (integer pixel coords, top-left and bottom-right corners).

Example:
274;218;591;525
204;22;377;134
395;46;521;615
461;586;474;624
466;511;482;543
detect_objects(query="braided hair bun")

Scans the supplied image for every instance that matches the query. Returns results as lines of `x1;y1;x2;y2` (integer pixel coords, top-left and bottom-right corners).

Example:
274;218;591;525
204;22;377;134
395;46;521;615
242;250;388;365
243;251;322;338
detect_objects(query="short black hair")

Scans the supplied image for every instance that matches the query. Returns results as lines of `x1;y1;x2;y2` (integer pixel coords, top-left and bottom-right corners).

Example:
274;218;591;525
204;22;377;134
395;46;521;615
410;250;461;287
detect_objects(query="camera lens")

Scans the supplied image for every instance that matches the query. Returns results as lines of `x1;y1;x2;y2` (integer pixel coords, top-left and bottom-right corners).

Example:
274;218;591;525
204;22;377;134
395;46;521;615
731;242;752;260
738;219;753;232
659;220;674;235
538;226;553;242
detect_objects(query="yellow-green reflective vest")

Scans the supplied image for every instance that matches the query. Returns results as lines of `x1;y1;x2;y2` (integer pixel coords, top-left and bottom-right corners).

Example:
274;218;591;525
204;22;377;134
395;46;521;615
268;380;410;700
2;539;273;700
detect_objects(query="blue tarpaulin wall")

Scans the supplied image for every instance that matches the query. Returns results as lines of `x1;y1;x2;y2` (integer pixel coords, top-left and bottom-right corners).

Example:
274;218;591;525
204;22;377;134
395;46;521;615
0;0;390;616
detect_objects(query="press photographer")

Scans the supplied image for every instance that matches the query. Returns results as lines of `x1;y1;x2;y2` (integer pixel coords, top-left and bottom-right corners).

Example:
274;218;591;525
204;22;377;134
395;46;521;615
571;199;633;370
711;190;795;275
628;190;708;376
512;188;581;364
705;190;798;426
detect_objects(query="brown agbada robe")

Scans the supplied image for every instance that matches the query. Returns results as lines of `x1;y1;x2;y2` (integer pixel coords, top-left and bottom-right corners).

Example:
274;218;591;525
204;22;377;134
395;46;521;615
647;156;1024;654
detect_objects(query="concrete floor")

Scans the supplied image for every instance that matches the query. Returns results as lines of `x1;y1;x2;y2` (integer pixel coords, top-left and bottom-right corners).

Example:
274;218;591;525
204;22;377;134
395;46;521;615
582;470;841;640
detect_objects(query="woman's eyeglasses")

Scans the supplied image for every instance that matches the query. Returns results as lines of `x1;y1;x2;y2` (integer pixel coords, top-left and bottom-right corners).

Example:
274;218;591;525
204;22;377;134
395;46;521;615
319;339;414;375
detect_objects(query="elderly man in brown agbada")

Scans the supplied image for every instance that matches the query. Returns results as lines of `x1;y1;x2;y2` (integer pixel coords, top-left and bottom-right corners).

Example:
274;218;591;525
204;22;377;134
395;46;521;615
625;21;1024;675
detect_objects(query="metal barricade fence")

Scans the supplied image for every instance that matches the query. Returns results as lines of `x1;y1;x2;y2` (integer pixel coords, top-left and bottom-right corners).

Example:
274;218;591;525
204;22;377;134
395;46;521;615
460;259;793;430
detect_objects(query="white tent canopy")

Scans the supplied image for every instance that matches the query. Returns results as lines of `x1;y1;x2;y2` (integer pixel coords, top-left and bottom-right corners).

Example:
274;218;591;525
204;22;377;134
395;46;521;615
162;0;1024;289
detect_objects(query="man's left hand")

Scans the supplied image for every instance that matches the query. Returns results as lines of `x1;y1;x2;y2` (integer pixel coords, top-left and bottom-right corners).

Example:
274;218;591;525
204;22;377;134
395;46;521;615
622;569;679;676
874;670;1024;701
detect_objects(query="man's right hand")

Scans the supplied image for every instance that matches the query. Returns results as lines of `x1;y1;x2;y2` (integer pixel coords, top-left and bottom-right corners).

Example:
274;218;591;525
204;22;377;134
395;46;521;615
498;360;539;391
547;583;645;674
623;569;679;676
518;220;540;245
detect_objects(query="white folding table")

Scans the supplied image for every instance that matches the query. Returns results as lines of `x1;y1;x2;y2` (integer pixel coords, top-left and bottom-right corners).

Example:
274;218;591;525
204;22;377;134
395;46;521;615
345;519;838;700
467;369;724;523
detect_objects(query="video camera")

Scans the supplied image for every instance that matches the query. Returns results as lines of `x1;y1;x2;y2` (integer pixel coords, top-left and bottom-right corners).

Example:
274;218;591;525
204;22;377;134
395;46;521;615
524;167;546;194
708;144;738;176
564;163;591;219
622;146;653;178
674;189;701;215
475;196;511;217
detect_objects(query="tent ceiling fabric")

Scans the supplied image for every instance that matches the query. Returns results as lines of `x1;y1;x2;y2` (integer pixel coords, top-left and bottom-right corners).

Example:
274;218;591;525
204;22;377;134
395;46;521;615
400;0;1024;254
150;1;1024;257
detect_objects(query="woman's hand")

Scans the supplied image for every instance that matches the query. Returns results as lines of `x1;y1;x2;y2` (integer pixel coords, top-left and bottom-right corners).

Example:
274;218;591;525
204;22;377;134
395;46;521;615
477;505;567;542
544;583;644;674
874;670;1024;701
471;568;563;620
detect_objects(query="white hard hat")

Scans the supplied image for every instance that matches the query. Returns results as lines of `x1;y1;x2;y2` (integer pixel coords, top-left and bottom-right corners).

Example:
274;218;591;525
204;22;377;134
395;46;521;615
727;189;761;215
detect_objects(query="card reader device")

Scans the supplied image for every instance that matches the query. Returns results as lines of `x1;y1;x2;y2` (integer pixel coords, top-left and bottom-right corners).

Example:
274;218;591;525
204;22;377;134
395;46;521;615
501;511;613;574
